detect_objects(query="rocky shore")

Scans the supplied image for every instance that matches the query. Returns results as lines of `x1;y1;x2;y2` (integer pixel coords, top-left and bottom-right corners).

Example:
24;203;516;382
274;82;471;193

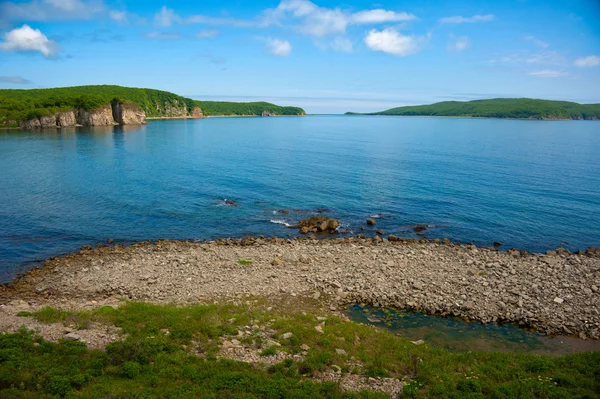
1;237;599;339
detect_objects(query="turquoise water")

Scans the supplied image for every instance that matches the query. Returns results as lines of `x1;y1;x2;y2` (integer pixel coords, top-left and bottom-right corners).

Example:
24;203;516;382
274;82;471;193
348;305;600;355
1;116;599;279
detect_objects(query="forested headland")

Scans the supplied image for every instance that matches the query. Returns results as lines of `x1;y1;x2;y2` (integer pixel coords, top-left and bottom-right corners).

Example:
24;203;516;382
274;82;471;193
346;98;600;120
0;85;305;128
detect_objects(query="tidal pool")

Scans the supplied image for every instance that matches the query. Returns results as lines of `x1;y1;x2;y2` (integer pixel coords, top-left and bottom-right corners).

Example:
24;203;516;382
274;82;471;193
347;304;600;355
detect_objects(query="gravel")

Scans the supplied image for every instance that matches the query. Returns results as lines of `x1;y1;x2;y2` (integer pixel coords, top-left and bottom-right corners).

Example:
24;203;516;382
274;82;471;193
1;237;599;339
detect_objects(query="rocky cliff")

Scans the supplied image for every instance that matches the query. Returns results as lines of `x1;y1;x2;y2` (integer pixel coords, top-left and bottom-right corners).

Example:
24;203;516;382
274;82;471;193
191;106;203;118
18;102;152;129
76;105;115;126
112;101;146;125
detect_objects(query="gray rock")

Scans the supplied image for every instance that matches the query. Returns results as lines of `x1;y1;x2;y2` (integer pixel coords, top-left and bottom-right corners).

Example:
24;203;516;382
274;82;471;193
64;332;81;341
335;348;347;355
281;332;293;339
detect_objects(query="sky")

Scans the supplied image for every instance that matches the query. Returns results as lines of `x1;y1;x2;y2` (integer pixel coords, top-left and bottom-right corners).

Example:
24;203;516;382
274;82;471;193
0;0;599;113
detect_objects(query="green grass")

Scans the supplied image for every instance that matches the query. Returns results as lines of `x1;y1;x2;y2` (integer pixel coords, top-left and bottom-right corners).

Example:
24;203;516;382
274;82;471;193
259;346;277;356
348;98;600;120
237;259;253;266
2;301;599;398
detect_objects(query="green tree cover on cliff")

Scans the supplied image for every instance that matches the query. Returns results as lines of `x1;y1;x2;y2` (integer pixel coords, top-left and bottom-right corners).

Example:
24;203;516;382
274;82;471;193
0;85;305;127
348;98;600;120
195;100;305;116
0;85;198;123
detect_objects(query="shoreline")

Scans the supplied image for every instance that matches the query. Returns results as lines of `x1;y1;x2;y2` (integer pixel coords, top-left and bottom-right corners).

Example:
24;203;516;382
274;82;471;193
345;114;599;121
2;236;598;340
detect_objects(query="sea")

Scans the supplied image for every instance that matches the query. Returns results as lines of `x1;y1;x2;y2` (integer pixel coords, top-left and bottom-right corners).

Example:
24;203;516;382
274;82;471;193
1;115;599;280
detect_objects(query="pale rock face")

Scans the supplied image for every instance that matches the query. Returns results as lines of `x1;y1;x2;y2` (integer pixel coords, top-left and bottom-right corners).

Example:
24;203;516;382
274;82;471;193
57;111;77;127
112;102;147;125
191;106;203;118
39;114;58;128
77;105;115;126
22;118;42;129
164;103;187;117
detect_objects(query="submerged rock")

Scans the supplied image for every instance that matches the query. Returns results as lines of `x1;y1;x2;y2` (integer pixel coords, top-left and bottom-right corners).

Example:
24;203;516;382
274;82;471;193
366;218;377;226
299;216;339;234
413;224;427;233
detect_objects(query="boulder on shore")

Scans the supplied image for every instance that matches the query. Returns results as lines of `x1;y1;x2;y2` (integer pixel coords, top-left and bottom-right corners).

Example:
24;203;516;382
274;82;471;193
299;216;339;234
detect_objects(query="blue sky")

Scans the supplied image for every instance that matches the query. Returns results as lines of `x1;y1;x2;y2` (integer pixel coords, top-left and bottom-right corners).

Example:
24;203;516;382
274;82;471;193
0;0;599;113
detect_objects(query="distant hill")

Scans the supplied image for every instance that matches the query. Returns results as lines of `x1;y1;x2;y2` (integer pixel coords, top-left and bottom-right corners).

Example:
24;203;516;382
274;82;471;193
346;98;600;120
196;100;305;117
0;85;306;128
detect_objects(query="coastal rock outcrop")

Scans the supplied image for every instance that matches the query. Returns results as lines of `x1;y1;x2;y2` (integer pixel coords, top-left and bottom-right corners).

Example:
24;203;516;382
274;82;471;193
262;110;273;117
57;111;77;127
77;105;115;126
20;118;41;129
39;115;58;128
191;106;203;118
299;216;340;234
112;101;146;125
164;100;188;117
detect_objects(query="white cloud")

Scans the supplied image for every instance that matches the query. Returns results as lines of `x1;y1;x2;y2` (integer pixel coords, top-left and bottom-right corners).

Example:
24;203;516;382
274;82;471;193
364;28;419;56
267;38;292;56
109;10;127;24
152;5;260;28
573;55;600;67
525;35;548;48
439;14;494;24
0;76;31;84
185;15;256;27
487;50;564;66
447;35;470;52
351;9;417;24
145;31;181;40
45;0;82;11
330;36;352;53
154;5;180;27
0;24;59;58
528;69;566;78
262;0;416;37
0;0;104;23
196;29;219;39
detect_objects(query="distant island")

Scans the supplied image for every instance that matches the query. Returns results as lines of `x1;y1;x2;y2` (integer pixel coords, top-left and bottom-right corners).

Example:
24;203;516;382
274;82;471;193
346;98;600;120
0;85;306;129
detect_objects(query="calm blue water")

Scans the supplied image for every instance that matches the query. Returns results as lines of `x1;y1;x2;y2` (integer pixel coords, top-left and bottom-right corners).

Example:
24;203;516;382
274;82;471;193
1;116;599;280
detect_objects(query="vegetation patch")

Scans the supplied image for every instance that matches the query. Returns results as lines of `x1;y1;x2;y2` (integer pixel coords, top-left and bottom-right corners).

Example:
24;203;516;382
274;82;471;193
0;301;597;398
348;98;600;120
0;85;306;125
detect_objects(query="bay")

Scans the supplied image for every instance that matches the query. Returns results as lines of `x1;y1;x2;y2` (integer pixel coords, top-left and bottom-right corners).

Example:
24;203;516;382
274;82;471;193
1;116;599;280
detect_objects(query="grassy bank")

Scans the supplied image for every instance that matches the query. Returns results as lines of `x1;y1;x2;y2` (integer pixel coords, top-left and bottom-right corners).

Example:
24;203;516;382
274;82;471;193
1;301;598;398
